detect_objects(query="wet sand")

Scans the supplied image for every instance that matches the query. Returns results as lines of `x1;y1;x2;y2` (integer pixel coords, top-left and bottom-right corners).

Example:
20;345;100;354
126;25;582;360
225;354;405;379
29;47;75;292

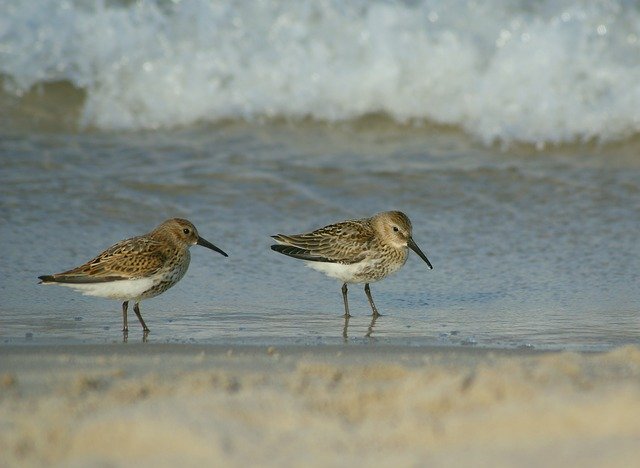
1;344;639;467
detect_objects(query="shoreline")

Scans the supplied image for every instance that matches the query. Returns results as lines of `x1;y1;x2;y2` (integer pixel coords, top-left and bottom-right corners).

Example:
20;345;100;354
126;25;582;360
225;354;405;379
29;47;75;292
2;344;639;466
0;341;552;355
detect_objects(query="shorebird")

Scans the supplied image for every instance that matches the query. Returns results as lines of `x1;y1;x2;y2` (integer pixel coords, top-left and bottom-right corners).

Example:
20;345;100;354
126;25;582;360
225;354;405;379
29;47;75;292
271;211;432;317
38;218;228;333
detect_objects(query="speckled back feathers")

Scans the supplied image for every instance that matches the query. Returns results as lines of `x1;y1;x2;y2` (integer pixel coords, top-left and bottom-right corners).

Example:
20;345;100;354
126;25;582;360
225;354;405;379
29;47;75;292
39;218;199;284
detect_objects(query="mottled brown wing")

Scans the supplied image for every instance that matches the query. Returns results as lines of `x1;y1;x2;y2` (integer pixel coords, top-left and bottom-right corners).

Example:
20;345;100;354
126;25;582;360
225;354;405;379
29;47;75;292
42;236;168;283
271;219;373;264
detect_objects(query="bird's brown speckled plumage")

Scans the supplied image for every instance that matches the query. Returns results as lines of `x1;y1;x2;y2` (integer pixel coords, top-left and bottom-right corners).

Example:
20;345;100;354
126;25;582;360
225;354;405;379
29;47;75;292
41;220;195;286
271;211;432;317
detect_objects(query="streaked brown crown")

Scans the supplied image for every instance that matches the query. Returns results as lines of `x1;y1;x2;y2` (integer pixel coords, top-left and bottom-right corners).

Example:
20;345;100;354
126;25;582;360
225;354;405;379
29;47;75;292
150;218;200;248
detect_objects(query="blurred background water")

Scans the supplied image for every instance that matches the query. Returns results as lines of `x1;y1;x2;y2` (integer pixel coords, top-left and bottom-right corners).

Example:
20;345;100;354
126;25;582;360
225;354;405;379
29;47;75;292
1;0;639;349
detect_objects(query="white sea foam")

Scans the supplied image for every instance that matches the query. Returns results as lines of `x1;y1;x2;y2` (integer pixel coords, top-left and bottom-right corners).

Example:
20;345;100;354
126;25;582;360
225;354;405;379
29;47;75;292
2;0;640;144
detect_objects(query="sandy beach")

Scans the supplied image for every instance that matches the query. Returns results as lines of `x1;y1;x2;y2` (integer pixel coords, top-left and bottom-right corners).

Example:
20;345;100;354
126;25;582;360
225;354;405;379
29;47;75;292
1;344;639;467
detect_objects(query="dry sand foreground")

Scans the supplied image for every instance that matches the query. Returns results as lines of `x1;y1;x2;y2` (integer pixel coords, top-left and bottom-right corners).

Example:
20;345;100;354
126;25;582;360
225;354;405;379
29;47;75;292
1;344;639;467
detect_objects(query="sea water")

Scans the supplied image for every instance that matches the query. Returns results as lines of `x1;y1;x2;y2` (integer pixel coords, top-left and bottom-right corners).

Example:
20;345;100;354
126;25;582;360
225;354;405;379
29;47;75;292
1;0;639;349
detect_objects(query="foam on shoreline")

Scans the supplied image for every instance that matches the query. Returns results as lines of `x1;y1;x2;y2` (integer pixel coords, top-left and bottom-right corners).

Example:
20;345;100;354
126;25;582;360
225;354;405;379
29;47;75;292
3;1;640;144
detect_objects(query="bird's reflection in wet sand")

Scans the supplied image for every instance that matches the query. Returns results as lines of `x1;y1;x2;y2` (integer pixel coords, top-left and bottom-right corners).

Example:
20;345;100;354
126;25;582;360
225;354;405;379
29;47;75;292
122;330;149;343
365;314;379;338
342;314;380;339
342;314;350;341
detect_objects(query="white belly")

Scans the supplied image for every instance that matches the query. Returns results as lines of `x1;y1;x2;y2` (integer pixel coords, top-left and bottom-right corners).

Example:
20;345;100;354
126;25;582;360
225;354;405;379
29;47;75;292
56;277;156;301
306;259;381;283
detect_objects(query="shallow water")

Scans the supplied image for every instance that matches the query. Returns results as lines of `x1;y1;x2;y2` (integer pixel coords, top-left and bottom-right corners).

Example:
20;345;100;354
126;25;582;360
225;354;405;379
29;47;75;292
1;113;639;350
1;0;639;350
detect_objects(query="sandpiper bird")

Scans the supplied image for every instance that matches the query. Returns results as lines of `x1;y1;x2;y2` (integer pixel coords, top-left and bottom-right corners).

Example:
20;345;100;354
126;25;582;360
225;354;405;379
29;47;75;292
38;218;228;333
271;211;432;317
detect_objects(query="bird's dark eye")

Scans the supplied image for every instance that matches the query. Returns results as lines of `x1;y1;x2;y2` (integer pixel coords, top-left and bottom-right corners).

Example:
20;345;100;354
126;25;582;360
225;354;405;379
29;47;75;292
183;228;191;234
393;226;399;232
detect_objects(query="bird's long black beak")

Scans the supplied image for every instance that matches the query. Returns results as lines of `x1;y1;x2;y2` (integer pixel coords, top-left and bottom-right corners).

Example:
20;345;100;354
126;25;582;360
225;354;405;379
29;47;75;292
197;236;228;257
408;237;433;269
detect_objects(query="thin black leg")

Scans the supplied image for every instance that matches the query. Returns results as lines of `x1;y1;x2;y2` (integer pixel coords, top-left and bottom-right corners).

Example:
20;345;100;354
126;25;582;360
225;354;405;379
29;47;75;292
341;283;351;318
122;301;129;332
364;283;380;317
133;302;150;332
